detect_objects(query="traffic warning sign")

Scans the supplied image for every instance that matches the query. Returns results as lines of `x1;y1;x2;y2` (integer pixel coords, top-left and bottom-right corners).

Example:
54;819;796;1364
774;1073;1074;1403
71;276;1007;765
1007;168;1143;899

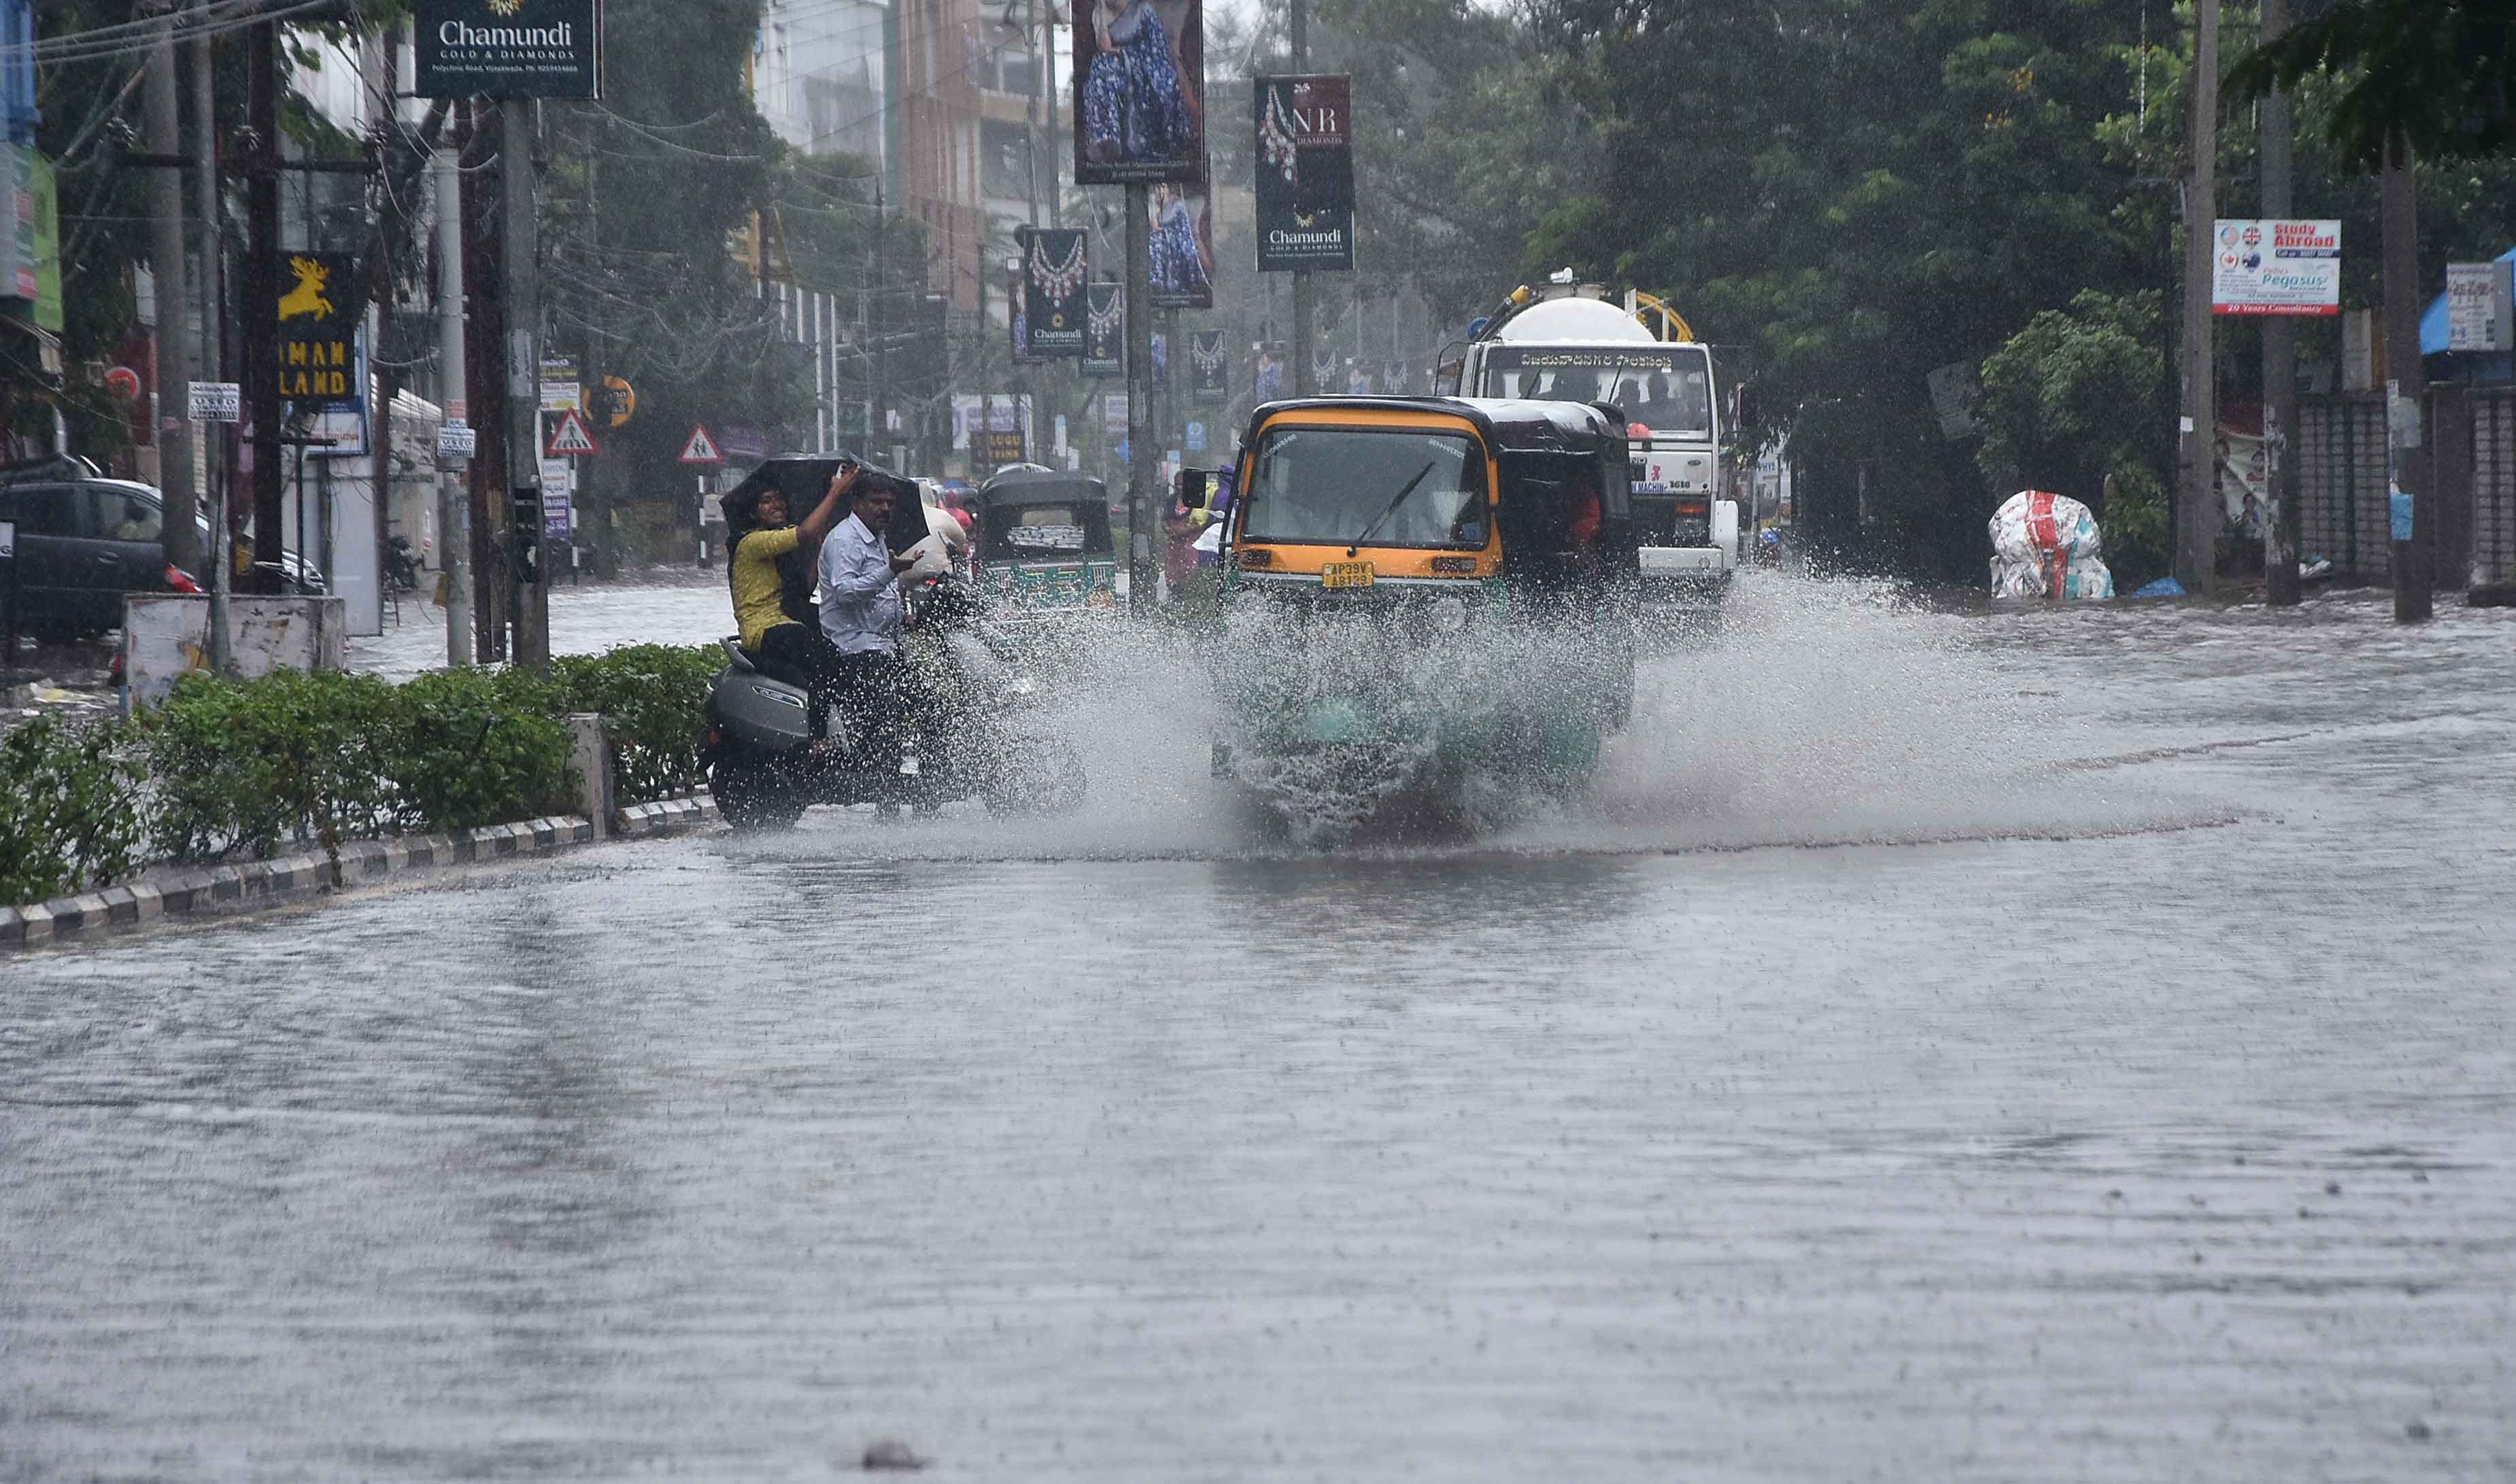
678;424;724;465
545;408;598;457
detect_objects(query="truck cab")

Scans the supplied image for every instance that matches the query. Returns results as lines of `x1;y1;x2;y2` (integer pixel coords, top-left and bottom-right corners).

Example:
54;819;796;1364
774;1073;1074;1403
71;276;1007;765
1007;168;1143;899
1450;286;1739;617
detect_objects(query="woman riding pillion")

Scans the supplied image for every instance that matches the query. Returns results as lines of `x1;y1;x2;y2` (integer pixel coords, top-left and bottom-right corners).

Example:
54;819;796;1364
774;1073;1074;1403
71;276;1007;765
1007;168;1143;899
724;464;865;743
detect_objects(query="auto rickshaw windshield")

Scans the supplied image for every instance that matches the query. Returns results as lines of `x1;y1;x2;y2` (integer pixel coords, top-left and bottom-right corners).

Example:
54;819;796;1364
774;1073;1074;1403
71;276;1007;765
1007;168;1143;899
1241;427;1489;549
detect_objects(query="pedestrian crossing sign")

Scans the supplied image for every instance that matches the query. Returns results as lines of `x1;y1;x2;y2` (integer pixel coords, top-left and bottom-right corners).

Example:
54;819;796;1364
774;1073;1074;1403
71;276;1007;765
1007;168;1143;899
545;408;598;457
678;425;724;465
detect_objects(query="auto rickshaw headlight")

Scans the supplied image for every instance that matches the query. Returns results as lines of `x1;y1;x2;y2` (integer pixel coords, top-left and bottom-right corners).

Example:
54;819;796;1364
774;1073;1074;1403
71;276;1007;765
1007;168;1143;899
1234;548;1274;569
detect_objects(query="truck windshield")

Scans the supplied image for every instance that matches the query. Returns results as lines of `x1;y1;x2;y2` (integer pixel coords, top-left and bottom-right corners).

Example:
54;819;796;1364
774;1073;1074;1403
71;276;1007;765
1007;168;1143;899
1480;345;1714;440
1242;427;1489;549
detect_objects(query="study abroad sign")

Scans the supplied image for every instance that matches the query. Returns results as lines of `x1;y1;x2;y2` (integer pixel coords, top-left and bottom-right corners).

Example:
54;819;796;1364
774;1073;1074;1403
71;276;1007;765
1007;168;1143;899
1254;75;1354;273
2211;219;2339;316
416;0;602;99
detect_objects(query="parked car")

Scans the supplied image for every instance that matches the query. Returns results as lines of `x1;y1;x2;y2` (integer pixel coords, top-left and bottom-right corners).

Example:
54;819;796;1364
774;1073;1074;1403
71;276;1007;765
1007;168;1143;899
0;462;324;640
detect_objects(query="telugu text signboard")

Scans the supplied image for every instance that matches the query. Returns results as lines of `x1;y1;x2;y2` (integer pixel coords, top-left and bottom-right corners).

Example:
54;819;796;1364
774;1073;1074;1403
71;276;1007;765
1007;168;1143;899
1255;75;1354;273
2211;219;2340;316
2444;260;2514;353
1072;0;1204;186
415;0;602;99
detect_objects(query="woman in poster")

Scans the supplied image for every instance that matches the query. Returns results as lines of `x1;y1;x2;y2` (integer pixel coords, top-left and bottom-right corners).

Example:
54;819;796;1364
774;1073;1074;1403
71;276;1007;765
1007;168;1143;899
1148;182;1212;302
1082;0;1201;169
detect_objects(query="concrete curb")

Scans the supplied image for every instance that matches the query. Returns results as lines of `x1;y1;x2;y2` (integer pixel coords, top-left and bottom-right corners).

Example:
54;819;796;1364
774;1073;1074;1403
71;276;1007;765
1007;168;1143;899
3;794;720;950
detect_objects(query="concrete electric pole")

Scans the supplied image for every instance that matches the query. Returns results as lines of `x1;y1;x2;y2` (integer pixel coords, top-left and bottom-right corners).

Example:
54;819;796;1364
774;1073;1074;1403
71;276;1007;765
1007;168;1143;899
1125;182;1155;610
2175;0;2219;597
502;97;548;668
1289;0;1312;398
433;128;471;665
142;5;196;576
2258;0;2300;608
2383;137;2430;623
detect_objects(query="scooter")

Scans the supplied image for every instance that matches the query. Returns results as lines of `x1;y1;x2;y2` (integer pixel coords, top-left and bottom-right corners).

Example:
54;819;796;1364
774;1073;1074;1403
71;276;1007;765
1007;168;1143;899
700;574;1087;830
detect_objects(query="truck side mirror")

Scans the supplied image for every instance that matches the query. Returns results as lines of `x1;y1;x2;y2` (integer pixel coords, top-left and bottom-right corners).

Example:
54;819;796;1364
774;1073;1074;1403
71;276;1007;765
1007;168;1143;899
1174;468;1215;511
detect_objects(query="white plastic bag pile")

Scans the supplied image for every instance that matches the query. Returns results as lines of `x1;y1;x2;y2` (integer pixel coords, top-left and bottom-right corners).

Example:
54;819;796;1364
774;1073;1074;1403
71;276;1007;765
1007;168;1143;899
1989;489;2113;600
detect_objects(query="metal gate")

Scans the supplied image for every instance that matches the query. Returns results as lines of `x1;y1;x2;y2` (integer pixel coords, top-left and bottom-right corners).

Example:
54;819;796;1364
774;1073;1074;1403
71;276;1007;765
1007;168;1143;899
2472;390;2516;586
2296;394;2387;581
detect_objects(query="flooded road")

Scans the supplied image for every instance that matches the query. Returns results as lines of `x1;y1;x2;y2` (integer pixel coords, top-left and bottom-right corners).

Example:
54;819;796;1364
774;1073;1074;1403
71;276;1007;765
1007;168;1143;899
7;579;2513;1481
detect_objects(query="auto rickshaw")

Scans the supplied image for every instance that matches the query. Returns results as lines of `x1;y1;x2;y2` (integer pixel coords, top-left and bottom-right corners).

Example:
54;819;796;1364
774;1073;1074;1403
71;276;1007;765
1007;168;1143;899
1202;396;1640;842
970;465;1120;617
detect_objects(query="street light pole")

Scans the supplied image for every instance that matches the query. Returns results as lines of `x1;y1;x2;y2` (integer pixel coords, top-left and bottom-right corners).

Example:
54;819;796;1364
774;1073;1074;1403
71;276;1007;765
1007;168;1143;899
2175;0;2219;597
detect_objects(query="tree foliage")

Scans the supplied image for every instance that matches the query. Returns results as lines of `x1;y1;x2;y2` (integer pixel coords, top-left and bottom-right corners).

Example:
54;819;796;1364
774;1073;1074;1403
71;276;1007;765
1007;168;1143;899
2226;0;2516;169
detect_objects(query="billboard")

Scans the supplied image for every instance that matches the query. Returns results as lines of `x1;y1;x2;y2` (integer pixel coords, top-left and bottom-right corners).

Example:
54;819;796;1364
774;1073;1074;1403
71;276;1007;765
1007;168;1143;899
2211;219;2339;316
1149;175;1214;309
415;0;602;99
1191;330;1227;404
1255;74;1354;273
1072;0;1204;186
273;252;362;418
1022;228;1087;360
1083;281;1123;377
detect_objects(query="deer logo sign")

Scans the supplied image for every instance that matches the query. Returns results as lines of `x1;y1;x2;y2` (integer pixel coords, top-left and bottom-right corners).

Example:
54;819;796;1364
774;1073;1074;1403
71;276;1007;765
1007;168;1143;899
277;256;335;321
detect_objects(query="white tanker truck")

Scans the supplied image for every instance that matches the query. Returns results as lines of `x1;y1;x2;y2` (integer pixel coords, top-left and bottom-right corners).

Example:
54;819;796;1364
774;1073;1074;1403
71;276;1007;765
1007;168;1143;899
1445;280;1739;617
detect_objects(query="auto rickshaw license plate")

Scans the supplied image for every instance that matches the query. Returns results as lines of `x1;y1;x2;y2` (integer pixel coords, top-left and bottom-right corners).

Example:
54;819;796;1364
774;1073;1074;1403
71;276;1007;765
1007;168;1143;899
1320;561;1376;590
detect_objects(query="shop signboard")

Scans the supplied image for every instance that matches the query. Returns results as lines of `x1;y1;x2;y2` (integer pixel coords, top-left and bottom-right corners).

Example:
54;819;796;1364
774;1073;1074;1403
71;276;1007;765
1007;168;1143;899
1022;228;1087;360
1254;75;1353;273
1071;0;1205;186
415;0;602;99
2211;219;2340;315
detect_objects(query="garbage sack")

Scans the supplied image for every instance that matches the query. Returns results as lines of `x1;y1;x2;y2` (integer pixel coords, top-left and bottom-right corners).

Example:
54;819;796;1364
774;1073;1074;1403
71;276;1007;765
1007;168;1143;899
2128;576;2185;599
1989;489;2113;600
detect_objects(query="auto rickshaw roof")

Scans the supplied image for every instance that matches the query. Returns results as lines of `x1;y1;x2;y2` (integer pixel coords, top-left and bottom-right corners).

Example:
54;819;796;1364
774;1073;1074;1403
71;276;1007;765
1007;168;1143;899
1242;396;1625;458
976;465;1110;503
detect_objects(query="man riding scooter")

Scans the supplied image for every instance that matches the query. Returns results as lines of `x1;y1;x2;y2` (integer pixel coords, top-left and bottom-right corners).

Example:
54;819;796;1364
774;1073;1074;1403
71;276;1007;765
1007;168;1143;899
817;476;935;787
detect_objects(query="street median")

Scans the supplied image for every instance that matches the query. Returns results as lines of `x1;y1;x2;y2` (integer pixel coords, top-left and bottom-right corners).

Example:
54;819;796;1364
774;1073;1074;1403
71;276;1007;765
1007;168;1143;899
1;644;726;949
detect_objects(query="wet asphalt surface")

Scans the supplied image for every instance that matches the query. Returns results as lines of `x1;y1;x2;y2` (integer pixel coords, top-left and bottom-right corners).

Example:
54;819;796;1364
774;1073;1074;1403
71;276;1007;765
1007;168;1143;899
3;578;2511;1481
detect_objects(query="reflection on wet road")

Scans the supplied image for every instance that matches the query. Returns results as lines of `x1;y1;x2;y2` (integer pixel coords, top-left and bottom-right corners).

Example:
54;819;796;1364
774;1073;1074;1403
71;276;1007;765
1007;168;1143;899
5;581;2512;1481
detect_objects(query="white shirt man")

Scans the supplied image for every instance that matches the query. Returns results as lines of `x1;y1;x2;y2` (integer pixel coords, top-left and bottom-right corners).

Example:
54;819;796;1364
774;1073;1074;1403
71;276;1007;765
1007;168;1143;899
818;507;905;655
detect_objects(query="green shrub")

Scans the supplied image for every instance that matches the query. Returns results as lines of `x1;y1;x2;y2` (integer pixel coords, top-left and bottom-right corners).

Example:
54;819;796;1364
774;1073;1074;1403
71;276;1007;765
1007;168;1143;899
381;668;575;831
139;669;398;862
549;643;719;804
0;716;145;903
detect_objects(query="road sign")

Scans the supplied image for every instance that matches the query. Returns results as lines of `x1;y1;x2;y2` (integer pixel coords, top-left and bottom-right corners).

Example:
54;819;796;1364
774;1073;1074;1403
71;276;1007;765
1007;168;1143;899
678;425;724;465
545;408;598;457
602;374;636;427
188;381;241;421
437;419;476;460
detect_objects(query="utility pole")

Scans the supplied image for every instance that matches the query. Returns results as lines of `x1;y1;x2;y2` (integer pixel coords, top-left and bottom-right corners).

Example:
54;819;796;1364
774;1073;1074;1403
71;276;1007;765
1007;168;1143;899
2383;136;2430;623
1289;0;1312;396
245;20;284;595
143;5;196;576
501;97;548;667
871;180;887;460
1125;182;1155;609
2260;0;2300;607
460;101;508;660
192;18;230;671
2175;0;2219;596
432;120;471;663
